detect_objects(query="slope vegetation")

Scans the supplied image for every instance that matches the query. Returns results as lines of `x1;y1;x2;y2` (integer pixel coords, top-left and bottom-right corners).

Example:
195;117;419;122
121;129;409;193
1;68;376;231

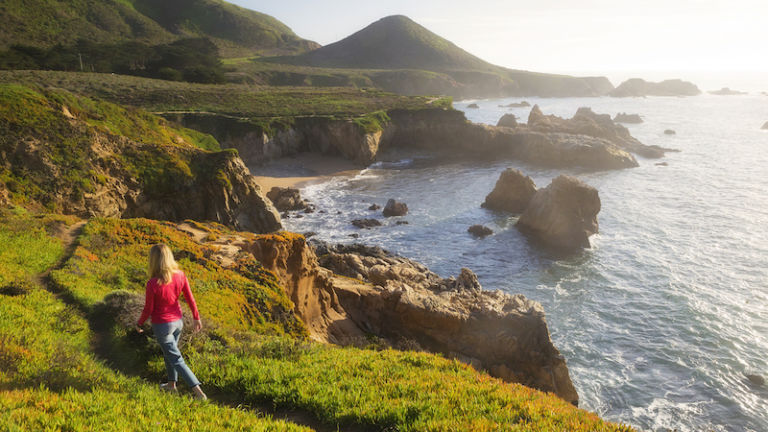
271;15;613;97
0;0;317;57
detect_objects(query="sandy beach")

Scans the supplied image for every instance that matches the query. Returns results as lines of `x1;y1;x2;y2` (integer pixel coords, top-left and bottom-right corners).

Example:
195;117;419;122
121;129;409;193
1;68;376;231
250;152;363;190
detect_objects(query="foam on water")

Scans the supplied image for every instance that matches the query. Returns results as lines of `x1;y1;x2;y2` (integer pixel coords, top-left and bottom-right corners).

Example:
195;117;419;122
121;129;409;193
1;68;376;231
285;94;768;431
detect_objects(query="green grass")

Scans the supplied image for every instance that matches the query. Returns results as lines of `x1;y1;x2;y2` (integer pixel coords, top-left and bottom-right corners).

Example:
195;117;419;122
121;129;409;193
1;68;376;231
0;0;315;58
38;215;634;432
0;70;452;118
0;209;310;431
0;82;236;209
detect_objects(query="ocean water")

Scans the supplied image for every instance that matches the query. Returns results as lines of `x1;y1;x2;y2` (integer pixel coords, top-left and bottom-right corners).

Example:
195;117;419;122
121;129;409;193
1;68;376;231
282;94;768;431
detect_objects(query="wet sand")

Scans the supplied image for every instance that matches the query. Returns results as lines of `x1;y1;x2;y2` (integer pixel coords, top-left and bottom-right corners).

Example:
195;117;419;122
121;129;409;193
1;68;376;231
250;153;362;190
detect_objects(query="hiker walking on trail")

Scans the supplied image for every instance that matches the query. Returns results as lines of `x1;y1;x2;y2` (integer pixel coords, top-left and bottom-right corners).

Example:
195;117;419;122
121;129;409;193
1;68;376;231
136;243;207;400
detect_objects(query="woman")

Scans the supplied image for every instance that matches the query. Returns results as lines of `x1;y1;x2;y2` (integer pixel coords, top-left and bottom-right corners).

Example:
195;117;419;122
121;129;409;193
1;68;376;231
136;243;207;400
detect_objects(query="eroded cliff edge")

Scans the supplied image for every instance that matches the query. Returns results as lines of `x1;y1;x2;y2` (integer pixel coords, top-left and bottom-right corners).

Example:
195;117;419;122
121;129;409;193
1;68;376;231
165;106;643;171
240;233;580;405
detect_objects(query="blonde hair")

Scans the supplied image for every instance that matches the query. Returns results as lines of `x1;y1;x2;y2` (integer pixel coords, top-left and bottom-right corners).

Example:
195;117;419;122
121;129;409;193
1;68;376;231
149;244;178;285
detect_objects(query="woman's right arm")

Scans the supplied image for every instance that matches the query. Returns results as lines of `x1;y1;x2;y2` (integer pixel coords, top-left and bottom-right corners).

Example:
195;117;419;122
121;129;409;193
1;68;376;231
136;282;154;329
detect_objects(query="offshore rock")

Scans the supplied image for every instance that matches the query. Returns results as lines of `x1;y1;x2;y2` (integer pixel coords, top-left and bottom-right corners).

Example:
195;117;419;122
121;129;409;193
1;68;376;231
467;103;480;109
613;113;643;123
517;175;600;251
352;218;382;229
664;129;676;135
762;122;768;130
382;199;408;217
313;241;579;405
528;105;668;158
610;78;701;97
496;113;518;128
468;225;493;237
267;187;308;211
482;168;536;213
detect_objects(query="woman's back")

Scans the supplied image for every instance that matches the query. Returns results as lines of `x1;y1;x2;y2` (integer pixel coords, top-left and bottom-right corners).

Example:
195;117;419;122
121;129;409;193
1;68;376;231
139;271;199;325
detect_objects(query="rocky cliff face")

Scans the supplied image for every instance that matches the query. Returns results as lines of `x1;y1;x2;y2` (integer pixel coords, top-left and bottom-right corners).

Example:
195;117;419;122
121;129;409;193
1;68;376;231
224;232;581;404
516;175;601;251
168;106;642;171
0;85;281;233
526;105;671;158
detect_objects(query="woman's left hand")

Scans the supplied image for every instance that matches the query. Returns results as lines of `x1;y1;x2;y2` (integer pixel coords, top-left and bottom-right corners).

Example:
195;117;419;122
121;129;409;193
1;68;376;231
193;319;203;332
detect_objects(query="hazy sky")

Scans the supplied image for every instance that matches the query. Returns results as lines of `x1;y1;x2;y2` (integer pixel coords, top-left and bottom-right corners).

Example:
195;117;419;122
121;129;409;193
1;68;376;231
232;0;768;89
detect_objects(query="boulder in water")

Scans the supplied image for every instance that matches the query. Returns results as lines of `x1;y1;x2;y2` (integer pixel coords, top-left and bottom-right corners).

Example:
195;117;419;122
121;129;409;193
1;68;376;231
762;122;768;130
267;187;308;211
613;113;643;123
496;114;518;128
746;374;765;386
664;129;676;135
351;218;382;229
482;168;537;213
467;103;480;109
368;203;381;211
383;199;408;217
516;175;600;251
468;225;493;237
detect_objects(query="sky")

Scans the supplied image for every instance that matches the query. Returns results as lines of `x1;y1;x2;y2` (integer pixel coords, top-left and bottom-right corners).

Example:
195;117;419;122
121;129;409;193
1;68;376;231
232;0;768;90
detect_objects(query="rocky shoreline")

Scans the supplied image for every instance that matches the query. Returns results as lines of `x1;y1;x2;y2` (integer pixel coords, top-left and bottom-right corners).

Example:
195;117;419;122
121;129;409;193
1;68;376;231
164;102;667;172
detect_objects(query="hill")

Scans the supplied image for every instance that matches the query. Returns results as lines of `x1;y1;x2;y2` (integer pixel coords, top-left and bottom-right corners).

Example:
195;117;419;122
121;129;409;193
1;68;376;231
609;78;701;97
270;15;614;98
0;0;318;57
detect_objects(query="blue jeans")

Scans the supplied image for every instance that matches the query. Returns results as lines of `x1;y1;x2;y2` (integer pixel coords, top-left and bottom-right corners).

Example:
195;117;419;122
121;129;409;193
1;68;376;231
152;319;200;388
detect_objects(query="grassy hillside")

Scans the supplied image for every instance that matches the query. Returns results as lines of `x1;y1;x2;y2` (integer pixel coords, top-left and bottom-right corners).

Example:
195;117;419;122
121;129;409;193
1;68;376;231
0;208;630;431
276;15;492;72
0;70;451;118
269;15;614;97
0;208;309;431
0;82;225;211
0;0;317;57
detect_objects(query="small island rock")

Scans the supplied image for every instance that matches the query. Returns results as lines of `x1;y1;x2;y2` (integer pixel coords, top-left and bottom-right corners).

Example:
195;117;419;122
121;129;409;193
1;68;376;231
467;103;480;109
613;113;643;123
664;129;676;135
351;218;382;229
496;113;518;128
762;122;768;130
482;168;537;213
383;199;408;217
468;225;493;237
516;175;600;251
267;187;308;211
368;203;381;211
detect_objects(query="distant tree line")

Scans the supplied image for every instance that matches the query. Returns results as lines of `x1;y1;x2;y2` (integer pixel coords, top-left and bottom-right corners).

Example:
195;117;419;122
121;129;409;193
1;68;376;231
0;38;225;84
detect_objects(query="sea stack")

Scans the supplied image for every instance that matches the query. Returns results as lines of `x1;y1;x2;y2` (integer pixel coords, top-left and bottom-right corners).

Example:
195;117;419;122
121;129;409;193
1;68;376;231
516;176;600;250
482;168;537;213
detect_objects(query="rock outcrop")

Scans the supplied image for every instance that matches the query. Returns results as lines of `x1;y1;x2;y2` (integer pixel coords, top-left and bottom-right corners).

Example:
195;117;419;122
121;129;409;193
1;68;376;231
312;241;579;405
709;87;747;95
527;105;669;158
352;218;382;229
382;199;408;216
1;85;281;233
613;113;643;123
516;176;600;251
481;168;536;213
500;101;530;108
610;78;701;97
169;108;640;172
267;187;308;211
468;225;493;237
467;103;480;109
496;113;518;128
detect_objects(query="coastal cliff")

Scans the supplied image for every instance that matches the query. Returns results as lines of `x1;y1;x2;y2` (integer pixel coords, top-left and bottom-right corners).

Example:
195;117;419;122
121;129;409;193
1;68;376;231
168;108;639;171
246;235;580;405
0;84;281;232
